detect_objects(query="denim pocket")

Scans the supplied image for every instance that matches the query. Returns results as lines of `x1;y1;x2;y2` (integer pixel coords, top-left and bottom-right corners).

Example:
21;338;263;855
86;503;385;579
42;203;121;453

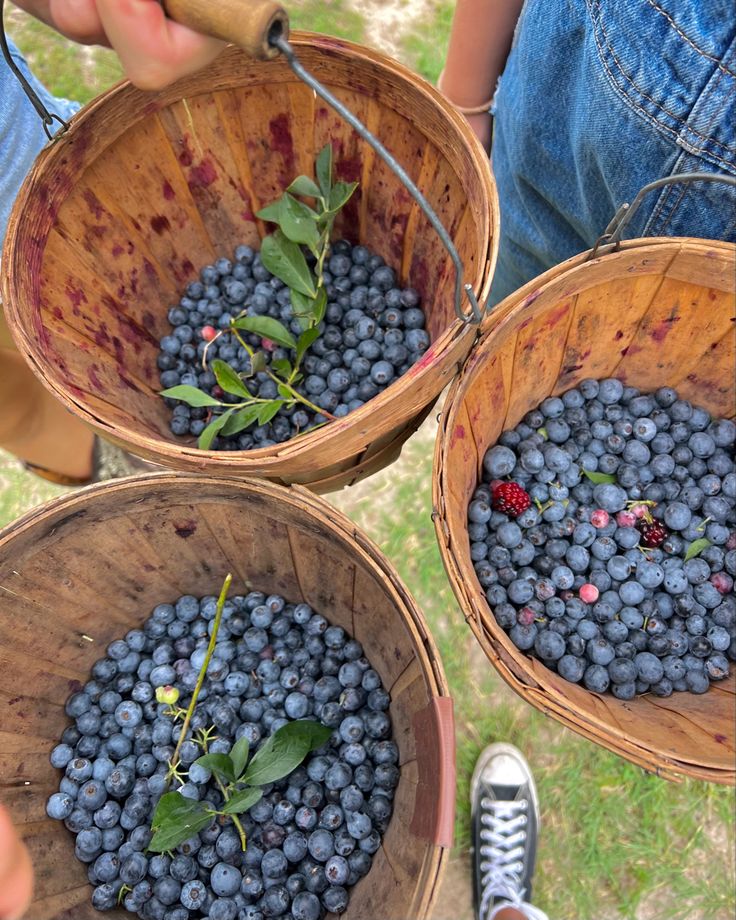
585;0;736;176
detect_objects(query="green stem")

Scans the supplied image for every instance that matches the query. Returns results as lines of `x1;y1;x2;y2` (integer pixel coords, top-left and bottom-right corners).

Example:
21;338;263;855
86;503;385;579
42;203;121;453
213;777;247;851
166;573;232;791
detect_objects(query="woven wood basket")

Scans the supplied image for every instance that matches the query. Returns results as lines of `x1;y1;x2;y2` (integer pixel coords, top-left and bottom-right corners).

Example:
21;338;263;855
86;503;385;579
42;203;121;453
1;33;496;493
434;237;736;784
0;474;454;919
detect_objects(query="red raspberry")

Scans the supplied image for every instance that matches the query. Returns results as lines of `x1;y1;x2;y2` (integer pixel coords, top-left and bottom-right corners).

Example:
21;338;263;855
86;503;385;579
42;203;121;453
491;482;531;517
637;519;667;548
201;325;217;342
590;509;610;528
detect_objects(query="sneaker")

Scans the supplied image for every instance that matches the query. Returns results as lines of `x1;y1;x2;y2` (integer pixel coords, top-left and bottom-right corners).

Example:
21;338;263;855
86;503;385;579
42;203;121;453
471;742;548;920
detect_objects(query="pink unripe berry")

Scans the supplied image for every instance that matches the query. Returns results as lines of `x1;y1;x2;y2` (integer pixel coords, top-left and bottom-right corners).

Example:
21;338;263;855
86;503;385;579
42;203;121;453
590;509;610;529
517;607;536;627
201;325;217;342
261;338;275;351
631;504;648;519
579;583;599;604
616;510;637;528
711;572;733;595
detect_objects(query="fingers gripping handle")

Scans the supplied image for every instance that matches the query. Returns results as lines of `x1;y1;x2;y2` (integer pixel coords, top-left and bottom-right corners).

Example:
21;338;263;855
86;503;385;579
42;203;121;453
163;0;289;60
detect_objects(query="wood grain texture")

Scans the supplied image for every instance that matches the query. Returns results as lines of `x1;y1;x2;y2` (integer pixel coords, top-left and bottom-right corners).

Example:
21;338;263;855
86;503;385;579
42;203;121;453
0;475;452;918
1;35;497;493
434;238;736;785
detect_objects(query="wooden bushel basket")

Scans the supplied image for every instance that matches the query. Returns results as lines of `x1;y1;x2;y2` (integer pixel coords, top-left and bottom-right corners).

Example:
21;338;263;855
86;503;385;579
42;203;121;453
0;474;455;919
434;237;736;784
1;34;497;493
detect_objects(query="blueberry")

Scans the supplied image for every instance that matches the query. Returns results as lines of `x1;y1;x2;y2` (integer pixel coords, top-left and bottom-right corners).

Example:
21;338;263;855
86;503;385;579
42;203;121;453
292;891;322;920
180;879;207;910
46;792;74;820
583;664;610;693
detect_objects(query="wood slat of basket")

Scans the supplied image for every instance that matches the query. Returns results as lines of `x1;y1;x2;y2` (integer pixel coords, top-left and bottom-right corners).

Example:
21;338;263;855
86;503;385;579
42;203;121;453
435;238;736;784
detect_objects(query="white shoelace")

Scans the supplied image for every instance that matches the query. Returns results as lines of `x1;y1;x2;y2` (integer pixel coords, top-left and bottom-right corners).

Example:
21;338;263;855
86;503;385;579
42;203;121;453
477;797;549;920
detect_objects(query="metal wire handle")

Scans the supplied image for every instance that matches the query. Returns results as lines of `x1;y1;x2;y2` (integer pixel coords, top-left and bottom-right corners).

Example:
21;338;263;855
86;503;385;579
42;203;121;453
271;35;483;322
0;0;70;140
589;172;736;259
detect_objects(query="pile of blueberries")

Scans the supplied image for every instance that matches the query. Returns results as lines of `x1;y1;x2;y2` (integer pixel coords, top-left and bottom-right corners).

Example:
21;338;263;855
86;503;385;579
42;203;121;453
467;378;735;698
45;591;398;919
158;241;429;449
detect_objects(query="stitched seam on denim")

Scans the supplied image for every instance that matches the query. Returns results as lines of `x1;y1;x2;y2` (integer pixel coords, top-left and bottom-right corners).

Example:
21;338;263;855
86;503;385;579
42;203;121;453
658;184;689;235
644;0;736;78
587;4;736;165
682;77;735;157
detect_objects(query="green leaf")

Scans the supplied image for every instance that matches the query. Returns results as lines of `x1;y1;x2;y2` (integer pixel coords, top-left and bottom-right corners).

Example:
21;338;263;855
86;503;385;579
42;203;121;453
328;180;357;213
260;231;316;299
243;720;333;787
290;289;315;321
582;469;617;485
211;359;251;399
192;753;235;784
220;404;262;437
222;787;263;816
230;737;250;780
256;200;284;223
271;358;292;378
313;287;327;325
288;175;322;199
148;793;213;853
198;410;234;450
250;351;268;375
316;144;333;197
160;385;221;408
231;315;297;350
279;194;320;252
257;401;282;426
684;538;712;562
296;326;321;364
277;383;293;401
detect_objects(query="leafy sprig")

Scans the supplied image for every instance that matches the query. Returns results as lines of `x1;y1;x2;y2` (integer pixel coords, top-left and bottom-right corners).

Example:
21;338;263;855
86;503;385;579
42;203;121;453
160;145;357;449
149;720;331;853
148;572;332;853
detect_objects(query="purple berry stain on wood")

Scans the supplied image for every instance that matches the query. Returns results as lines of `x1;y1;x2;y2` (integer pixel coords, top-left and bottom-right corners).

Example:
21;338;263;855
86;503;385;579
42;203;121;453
650;312;680;343
82;189;105;220
162;180;176;201
88;366;103;390
150;215;171;236
188;158;218;189
174;520;197;538
268;114;295;177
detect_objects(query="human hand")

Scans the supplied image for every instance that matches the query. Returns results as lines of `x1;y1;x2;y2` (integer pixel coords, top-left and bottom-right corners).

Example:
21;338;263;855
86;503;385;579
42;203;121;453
20;1;225;89
0;803;33;920
464;111;492;154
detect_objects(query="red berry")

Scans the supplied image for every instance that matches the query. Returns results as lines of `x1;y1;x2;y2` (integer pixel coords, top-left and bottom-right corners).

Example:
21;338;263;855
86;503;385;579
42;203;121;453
579;583;599;604
616;510;637;528
711;572;733;595
261;338;275;352
212;385;224;399
517;607;536;627
590;509;610;529
490;480;504;494
201;325;217;342
491;482;531;517
637;519;667;548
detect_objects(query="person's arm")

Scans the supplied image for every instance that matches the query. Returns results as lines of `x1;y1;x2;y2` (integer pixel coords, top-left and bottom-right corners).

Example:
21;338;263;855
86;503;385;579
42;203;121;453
439;0;525;150
11;0;224;89
0;804;33;920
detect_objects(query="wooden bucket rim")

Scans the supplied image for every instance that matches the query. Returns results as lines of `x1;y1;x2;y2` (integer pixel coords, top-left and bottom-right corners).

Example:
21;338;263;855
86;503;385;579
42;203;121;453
433;236;736;785
1;34;497;474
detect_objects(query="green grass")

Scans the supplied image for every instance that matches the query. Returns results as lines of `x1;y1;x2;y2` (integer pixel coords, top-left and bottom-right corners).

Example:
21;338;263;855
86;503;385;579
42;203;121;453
401;1;455;83
290;0;366;42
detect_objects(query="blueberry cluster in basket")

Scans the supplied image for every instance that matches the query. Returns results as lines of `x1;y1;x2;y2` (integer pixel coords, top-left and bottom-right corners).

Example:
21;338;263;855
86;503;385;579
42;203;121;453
158;241;429;449
468;379;736;698
45;592;398;920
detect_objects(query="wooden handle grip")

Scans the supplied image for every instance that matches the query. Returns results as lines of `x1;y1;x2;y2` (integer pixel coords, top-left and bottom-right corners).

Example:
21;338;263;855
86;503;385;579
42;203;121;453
163;0;289;60
410;696;456;847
